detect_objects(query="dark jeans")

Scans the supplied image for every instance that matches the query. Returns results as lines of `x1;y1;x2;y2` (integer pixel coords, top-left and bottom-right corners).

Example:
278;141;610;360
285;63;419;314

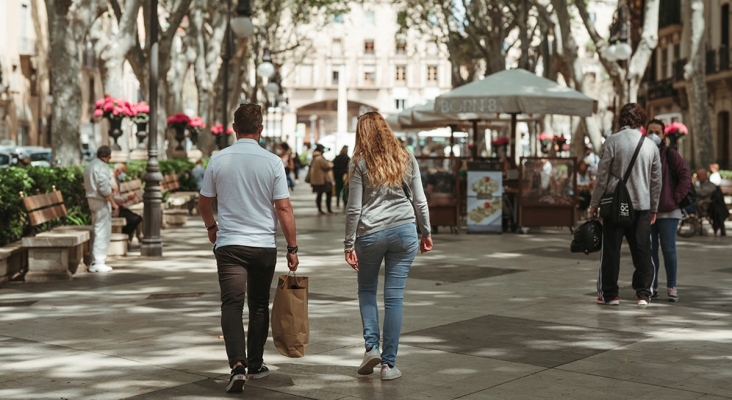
651;218;679;289
118;207;142;239
335;174;347;206
214;245;277;369
598;210;655;301
316;190;332;213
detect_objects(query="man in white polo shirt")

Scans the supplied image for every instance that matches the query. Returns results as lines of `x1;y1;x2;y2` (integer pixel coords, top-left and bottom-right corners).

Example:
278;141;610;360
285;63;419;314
198;103;299;393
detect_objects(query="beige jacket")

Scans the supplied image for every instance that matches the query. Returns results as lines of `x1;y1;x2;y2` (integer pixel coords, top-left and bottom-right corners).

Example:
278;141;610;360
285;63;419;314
309;151;334;186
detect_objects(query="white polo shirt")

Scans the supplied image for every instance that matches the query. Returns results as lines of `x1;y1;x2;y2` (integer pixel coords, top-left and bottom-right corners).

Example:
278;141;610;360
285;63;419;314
200;138;289;248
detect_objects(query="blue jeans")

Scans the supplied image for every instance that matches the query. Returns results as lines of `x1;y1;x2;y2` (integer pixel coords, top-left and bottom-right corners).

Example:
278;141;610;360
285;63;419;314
651;218;679;289
355;223;419;367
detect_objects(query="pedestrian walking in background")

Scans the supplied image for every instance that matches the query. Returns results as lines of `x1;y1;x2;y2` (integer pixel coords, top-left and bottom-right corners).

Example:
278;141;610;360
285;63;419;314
82;145;118;273
277;142;295;190
333;145;350;208
589;103;662;306
309;144;335;214
110;163;143;241
198;104;299;393
192;158;205;191
645;119;691;302
695;168;729;236
344;112;433;380
292;152;303;183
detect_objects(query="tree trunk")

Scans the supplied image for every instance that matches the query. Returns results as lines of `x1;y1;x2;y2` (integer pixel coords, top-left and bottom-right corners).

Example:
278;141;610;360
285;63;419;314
551;0;603;155
45;0;99;166
627;0;659;102
685;0;715;169
99;0;141;98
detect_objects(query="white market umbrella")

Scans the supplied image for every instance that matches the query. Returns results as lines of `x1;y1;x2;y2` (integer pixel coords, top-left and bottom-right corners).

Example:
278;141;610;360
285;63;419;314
434;68;596;159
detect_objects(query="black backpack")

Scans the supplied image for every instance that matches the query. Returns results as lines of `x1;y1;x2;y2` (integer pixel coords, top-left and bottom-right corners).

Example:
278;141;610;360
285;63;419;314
571;220;603;255
599;136;645;228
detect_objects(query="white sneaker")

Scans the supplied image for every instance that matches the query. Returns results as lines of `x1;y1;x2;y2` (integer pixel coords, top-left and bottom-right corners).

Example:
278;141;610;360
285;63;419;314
89;264;113;273
357;347;381;375
380;364;402;381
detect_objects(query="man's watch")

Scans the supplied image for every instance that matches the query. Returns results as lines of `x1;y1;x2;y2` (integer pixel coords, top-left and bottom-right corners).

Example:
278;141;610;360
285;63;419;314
287;245;298;254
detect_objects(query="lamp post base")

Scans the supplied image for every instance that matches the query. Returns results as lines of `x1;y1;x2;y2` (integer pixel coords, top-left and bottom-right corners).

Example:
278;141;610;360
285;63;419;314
140;240;163;257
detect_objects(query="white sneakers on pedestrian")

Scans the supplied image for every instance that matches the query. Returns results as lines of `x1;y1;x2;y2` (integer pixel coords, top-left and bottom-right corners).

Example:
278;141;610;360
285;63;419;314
380;364;402;381
89;264;113;273
357;347;382;375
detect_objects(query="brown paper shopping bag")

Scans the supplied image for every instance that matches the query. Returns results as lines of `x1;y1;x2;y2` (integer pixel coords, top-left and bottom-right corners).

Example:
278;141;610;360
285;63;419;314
271;273;309;358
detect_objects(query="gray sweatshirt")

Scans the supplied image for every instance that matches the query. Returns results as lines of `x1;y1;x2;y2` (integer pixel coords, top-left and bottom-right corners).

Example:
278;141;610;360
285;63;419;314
590;128;662;212
83;157;113;200
344;154;431;249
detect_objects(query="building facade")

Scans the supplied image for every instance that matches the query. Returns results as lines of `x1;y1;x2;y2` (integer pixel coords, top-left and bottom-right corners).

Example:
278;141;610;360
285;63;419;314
279;2;454;149
642;0;732;169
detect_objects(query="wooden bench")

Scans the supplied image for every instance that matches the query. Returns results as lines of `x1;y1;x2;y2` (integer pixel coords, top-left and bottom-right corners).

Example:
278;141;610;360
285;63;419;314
162;173;197;225
19;188;91;282
115;179;144;237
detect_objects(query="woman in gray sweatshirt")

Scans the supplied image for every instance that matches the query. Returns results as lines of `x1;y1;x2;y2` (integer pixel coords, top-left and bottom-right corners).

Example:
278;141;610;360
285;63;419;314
344;112;432;381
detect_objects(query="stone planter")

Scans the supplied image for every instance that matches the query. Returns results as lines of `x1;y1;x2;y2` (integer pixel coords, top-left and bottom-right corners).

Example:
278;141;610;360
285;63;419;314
0;241;27;286
109;118;124;151
163;209;188;227
135;122;148;149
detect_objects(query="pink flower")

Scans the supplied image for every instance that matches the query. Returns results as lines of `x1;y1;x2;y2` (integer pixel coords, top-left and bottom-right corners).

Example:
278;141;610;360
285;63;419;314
211;124;222;135
166;113;191;126
539;132;553;141
112;106;123;116
492;137;509;146
136;102;150;114
95;98;105;108
103;103;114;112
664;121;689;136
190;116;206;128
93;109;103;118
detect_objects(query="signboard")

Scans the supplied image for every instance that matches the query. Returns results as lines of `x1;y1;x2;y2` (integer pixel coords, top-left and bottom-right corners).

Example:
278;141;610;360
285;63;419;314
467;160;503;233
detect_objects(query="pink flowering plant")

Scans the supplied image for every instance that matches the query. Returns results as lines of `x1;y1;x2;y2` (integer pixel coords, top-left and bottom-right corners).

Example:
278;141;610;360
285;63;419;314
166;113;191;130
210;124;233;135
189;116;206;132
93;95;134;121
664;121;689;140
129;102;150;124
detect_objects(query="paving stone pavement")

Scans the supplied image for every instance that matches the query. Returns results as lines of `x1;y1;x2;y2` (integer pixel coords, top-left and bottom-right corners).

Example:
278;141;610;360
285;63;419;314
1;183;732;399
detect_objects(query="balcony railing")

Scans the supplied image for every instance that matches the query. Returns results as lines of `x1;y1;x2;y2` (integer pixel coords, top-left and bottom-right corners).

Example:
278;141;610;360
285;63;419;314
647;78;677;100
720;46;730;71
707;50;717;74
674;59;686;81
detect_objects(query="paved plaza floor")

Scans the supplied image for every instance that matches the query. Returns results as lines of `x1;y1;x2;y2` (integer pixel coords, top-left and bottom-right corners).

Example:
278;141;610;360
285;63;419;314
1;184;732;399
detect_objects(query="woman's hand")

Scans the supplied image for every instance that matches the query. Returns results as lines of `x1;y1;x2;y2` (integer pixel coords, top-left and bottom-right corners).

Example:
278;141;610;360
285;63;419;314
420;236;433;254
345;250;359;271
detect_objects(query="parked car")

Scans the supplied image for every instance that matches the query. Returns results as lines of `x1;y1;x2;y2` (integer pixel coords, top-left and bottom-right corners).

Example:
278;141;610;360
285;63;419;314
23;147;53;167
0;151;10;168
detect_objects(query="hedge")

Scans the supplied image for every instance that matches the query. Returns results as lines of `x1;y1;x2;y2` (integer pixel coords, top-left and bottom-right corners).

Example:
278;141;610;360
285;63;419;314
0;159;205;247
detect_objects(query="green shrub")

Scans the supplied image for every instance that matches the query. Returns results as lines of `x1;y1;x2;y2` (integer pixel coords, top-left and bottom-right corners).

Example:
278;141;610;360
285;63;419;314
160;159;197;191
720;170;732;180
0;168;33;246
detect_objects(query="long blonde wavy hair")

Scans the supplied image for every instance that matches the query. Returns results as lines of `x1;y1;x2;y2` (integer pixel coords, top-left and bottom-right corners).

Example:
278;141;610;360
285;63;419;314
351;112;411;188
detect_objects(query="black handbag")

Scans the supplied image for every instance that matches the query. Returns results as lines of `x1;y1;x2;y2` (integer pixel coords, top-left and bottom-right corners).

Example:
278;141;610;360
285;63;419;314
571;220;603;255
599;136;645;228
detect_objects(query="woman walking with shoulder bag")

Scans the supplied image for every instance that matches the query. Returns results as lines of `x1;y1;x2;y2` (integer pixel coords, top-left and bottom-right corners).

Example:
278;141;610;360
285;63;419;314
344;112;433;380
646;119;692;302
309;144;335;214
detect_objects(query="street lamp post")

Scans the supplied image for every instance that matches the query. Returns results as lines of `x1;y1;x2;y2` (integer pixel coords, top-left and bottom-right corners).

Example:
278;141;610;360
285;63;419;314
603;3;632;130
141;0;164;257
221;0;255;150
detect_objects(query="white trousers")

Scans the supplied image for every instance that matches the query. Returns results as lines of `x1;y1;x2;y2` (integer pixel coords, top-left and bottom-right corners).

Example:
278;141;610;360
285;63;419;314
88;198;111;265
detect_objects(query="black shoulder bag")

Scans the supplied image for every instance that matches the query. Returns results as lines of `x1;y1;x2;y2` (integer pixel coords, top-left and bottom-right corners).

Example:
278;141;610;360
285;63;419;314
666;147;696;209
599;136;645;228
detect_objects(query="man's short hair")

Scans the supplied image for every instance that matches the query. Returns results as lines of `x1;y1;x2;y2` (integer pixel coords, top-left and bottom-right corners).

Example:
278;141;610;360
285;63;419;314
618;103;647;129
646;118;665;133
234;103;263;135
97;146;112;158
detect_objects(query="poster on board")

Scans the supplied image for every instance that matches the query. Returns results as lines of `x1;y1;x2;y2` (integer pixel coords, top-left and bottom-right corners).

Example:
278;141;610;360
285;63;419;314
467;161;503;233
